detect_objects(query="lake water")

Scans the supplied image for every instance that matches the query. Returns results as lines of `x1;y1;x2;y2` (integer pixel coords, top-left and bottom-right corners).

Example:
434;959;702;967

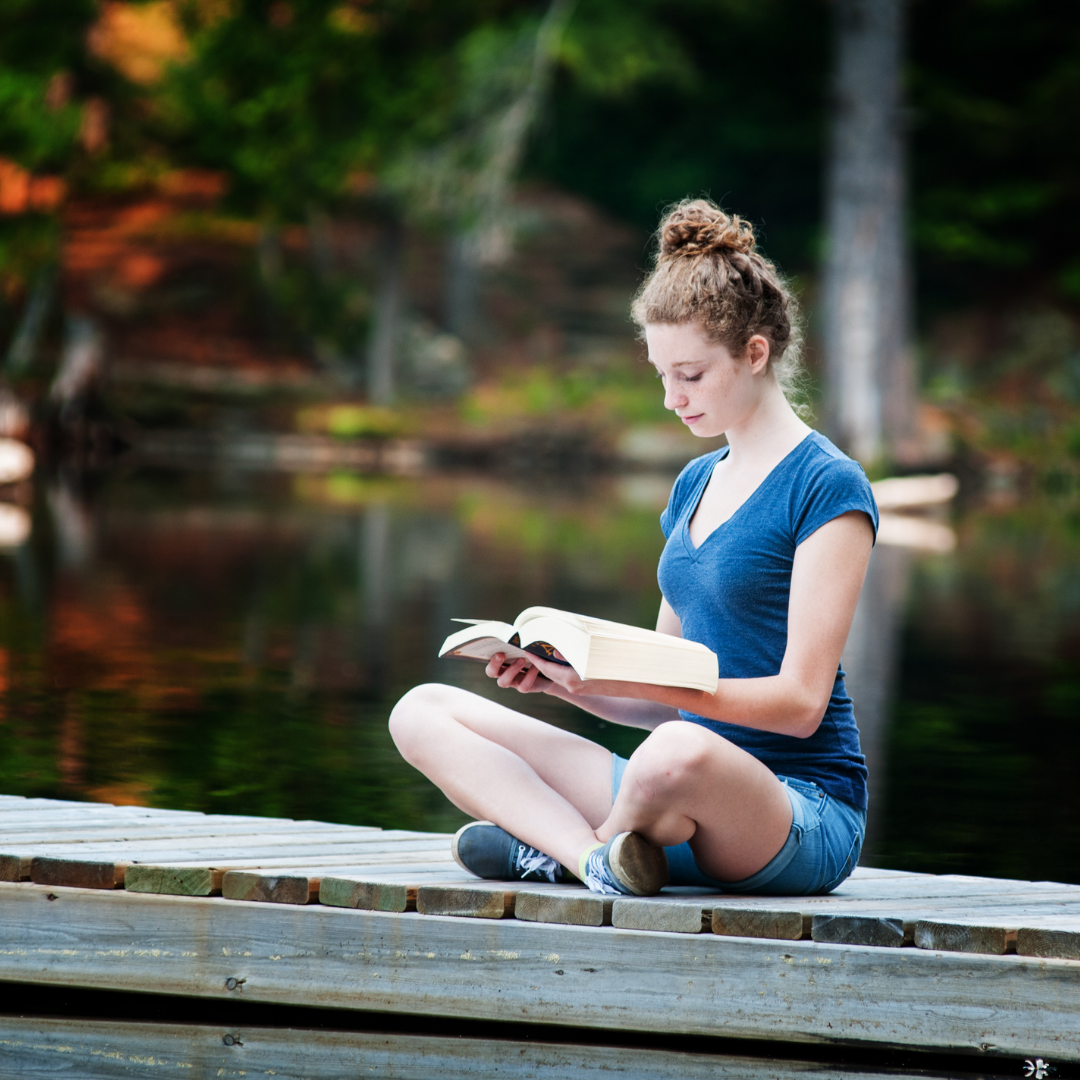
1;463;1077;885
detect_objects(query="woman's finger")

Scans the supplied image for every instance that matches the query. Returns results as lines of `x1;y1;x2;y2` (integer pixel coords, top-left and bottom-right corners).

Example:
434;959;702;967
516;663;542;693
496;657;528;688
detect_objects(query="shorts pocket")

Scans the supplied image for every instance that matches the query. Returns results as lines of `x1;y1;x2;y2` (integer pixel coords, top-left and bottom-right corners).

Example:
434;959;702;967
814;812;864;895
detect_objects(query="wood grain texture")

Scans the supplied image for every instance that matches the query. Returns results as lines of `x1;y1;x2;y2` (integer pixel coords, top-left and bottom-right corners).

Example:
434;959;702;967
0;854;26;881
811;914;913;947
320;878;413;912
416;885;514;918
30;856;126;890
0;1017;954;1080
515;889;612;927
1017;926;1080;960
2;836;448;861
221;871;314;905
317;870;479;911
712;907;810;940
0;883;1077;1062
914;920;1016;955
612;898;707;934
124;865;224;897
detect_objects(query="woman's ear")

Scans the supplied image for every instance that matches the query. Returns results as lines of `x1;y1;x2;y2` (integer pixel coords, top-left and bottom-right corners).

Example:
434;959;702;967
746;334;771;373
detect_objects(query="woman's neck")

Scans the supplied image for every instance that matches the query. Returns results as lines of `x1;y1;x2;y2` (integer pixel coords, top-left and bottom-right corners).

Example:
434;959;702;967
723;382;811;467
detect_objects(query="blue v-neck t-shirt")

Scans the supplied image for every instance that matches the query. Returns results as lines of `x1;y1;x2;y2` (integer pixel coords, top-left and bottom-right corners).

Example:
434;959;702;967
657;430;878;811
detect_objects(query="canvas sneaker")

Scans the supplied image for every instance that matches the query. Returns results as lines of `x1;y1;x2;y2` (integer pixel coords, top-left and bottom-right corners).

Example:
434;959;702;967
452;821;566;884
583;832;669;896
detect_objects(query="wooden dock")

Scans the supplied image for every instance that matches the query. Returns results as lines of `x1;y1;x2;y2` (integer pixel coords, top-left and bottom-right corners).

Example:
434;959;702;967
1;794;1078;1074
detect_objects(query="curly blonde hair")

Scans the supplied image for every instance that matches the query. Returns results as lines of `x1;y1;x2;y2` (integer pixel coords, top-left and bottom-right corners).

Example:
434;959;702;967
631;198;808;413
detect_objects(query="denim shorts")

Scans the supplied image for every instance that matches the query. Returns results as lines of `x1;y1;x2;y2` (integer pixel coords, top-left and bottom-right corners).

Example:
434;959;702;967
611;752;866;896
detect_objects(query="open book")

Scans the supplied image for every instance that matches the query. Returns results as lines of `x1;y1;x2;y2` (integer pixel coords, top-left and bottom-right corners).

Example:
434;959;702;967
438;606;718;693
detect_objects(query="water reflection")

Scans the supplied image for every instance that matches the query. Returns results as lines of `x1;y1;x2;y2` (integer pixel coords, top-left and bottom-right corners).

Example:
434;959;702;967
842;543;912;859
0;465;1076;883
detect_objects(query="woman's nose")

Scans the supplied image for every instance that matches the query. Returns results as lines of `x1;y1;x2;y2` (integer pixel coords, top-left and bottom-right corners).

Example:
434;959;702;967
664;383;687;411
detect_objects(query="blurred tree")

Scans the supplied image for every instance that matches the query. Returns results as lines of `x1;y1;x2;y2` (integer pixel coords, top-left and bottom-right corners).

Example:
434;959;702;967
907;0;1080;310
386;0;576;346
534;0;1080;391
533;0;829;275
822;0;913;466
0;0;96;375
165;0;539;392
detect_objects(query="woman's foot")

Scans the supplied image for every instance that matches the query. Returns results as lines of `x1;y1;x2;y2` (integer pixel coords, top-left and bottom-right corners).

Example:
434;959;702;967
452;821;567;884
582;832;669;896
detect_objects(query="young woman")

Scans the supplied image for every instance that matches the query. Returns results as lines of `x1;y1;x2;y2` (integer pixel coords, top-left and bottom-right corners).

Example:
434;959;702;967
389;199;877;897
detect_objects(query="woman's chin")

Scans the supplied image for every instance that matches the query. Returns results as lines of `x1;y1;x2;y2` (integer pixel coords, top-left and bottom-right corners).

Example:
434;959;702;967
688;421;722;439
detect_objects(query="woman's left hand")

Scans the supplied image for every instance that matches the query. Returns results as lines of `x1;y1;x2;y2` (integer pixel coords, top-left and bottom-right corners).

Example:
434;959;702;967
484;652;590;696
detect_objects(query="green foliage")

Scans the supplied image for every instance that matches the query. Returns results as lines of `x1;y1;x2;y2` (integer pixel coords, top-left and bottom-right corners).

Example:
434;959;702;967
0;70;82;171
556;0;693;99
908;0;1080;303
458;360;669;427
166;0;527;221
532;0;829;273
0;0;98;169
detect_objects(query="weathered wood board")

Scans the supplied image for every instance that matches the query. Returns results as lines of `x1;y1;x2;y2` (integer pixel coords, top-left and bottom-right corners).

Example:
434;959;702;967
0;1017;969;1080
4;796;1080;969
0;882;1076;1063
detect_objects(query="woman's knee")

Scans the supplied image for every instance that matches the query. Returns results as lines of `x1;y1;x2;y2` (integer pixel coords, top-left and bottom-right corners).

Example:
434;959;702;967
625;722;726;804
388;683;460;758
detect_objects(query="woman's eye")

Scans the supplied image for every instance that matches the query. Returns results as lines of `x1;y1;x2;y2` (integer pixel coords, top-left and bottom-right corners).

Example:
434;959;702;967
685;373;702;383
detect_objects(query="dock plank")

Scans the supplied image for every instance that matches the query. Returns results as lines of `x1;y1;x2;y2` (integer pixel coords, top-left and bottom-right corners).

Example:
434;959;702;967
1018;924;1080;960
712;907;810;940
15;840;452;891
612;897;710;934
0;1016;959;1080
31;855;126;890
914;920;1016;955
319;872;474;912
221;862;469;905
0;882;1077;1063
416;884;516;918
515;888;612;927
812;914;913;947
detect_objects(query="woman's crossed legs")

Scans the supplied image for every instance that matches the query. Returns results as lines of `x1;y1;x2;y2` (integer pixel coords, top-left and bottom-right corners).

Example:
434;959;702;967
388;683;793;885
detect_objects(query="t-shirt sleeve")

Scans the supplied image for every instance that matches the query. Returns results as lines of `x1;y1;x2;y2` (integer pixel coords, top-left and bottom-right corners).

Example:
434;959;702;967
793;457;879;547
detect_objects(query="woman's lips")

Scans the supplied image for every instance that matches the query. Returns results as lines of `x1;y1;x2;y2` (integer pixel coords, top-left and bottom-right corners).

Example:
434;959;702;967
680;413;703;425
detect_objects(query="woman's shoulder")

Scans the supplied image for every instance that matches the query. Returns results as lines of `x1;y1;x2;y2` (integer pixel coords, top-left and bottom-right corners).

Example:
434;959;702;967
786;431;878;540
797;431;872;485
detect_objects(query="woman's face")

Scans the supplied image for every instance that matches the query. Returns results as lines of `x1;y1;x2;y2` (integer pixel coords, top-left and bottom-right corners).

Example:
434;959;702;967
645;321;767;439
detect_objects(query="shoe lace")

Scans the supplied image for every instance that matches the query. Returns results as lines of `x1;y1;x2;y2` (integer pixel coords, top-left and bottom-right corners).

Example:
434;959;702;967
583;849;627;895
514;844;560;883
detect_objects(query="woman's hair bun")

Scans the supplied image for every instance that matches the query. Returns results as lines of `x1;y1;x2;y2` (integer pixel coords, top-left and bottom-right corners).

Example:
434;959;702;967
659;199;756;260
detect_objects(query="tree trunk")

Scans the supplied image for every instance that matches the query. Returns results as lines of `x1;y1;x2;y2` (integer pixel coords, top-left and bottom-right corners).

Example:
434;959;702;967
367;220;403;406
441;0;576;343
49;313;104;423
5;264;56;375
444;232;481;342
822;0;914;466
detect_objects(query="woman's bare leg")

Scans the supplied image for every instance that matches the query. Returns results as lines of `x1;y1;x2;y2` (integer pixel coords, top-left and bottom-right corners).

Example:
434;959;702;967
388;683;613;872
598;720;794;881
391;686;795;883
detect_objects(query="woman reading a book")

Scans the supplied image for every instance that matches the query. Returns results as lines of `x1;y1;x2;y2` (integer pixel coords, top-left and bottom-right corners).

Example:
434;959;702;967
390;198;877;897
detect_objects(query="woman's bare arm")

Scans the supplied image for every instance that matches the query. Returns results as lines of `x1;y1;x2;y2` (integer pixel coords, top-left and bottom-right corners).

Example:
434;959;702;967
492;511;874;739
